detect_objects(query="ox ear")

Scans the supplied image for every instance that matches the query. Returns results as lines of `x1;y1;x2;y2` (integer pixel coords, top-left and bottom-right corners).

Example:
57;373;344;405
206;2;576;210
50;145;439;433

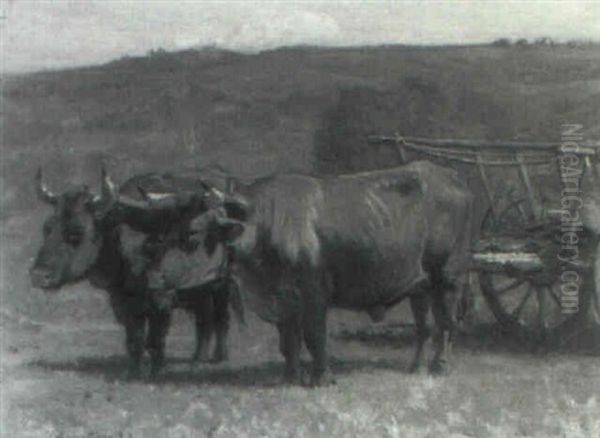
204;218;245;256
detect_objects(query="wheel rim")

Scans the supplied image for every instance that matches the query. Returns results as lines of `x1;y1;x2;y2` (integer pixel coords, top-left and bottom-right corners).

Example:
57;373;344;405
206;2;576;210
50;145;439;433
479;271;591;346
478;200;594;347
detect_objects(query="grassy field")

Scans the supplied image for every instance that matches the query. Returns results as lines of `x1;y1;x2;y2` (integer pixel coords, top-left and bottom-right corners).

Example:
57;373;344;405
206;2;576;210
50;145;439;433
2;306;599;437
2;43;600;437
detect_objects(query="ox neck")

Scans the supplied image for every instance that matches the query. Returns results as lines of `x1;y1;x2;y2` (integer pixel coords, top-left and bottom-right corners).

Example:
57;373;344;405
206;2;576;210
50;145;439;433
87;222;126;291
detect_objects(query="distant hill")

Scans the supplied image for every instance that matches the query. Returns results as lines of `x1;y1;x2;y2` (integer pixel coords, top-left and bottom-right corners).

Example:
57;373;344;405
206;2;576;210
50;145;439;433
2;43;600;320
3;43;600;203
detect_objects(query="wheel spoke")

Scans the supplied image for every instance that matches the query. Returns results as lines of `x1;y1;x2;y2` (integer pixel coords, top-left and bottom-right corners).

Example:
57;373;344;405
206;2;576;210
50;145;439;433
536;286;547;330
496;279;526;296
512;285;534;319
546;285;562;309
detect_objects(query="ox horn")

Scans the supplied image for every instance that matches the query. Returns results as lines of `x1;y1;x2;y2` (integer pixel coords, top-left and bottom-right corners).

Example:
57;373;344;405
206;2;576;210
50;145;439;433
117;194;150;210
35;168;58;205
92;164;117;207
136;186;178;204
197;179;226;201
118;185;182;210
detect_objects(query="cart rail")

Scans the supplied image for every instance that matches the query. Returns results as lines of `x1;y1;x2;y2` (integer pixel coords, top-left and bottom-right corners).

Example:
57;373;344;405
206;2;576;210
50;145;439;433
369;134;599;221
368;134;600;156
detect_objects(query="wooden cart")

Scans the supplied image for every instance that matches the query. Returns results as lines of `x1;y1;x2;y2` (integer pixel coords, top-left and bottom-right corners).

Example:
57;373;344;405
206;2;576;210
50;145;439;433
369;134;600;347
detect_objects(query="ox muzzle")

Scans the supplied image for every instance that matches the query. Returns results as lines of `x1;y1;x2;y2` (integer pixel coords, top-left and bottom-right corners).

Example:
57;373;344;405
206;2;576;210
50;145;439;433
30;265;63;291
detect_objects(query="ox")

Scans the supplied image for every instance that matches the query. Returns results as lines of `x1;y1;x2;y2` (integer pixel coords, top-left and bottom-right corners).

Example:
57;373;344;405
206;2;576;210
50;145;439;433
30;168;241;378
148;160;473;385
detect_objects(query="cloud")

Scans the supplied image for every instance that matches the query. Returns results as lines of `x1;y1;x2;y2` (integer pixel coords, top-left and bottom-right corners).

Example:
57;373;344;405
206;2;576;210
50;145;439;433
221;8;341;50
1;0;599;73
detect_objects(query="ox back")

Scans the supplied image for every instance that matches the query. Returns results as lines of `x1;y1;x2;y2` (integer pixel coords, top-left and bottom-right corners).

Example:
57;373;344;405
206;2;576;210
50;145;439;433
230;160;472;320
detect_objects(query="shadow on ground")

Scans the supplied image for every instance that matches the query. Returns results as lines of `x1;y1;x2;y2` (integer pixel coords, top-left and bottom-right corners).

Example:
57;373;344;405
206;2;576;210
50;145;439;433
335;321;600;355
27;355;405;388
26;322;599;386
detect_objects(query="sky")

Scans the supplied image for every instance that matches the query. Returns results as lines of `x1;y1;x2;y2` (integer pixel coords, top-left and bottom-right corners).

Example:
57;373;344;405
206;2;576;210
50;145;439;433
1;0;599;73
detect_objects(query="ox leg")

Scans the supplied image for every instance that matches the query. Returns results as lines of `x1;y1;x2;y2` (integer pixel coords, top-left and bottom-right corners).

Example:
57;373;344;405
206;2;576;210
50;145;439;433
124;314;146;379
408;293;430;373
302;292;334;386
108;292;127;326
147;307;172;379
192;294;214;364
429;286;459;375
277;317;302;384
212;287;231;363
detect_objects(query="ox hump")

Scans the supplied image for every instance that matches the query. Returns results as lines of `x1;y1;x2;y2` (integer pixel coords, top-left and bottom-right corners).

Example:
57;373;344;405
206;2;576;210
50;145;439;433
254;175;324;267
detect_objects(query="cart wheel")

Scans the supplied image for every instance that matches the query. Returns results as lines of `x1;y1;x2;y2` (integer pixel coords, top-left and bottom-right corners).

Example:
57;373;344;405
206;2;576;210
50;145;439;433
480;198;529;235
479;270;593;347
478;203;595;347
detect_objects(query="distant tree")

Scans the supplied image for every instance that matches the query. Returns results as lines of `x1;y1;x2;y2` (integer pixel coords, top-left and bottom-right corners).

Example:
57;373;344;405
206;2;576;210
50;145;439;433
534;37;554;46
492;38;511;48
515;38;529;47
148;47;168;57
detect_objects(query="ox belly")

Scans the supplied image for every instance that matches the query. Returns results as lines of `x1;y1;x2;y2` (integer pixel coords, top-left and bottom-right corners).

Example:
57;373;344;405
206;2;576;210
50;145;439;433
234;264;427;325
233;239;429;325
328;254;428;318
319;214;429;315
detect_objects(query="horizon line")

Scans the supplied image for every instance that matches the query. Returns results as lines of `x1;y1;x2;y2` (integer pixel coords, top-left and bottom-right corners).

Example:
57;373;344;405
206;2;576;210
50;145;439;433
5;37;600;76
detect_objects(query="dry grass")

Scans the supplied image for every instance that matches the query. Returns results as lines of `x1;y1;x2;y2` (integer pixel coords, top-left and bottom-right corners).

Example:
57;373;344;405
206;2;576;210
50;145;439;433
2;305;599;438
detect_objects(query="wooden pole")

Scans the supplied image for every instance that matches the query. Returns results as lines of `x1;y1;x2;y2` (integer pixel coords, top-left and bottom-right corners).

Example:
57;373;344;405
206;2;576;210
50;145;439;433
391;133;407;163
368;135;599;155
516;153;539;220
476;153;498;223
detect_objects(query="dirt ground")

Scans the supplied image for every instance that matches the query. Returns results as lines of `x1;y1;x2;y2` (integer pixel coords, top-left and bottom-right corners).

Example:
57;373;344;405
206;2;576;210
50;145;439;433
2;296;599;438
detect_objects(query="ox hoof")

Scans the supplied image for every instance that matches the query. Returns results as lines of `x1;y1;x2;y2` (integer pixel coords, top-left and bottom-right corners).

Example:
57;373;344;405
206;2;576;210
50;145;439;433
125;367;143;381
191;351;212;364
304;369;336;387
408;362;422;374
428;360;449;376
281;369;302;385
147;370;164;383
148;365;165;382
212;349;229;364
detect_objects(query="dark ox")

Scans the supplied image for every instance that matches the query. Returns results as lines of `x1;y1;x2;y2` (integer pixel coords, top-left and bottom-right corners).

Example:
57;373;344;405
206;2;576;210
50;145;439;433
30;167;242;378
148;160;473;385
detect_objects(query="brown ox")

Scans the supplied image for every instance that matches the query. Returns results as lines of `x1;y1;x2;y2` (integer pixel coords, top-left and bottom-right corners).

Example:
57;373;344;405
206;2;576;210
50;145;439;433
148;161;474;385
30;167;241;379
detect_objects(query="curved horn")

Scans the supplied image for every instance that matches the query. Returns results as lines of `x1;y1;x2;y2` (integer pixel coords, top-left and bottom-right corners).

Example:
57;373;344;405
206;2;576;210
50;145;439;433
115;185;153;210
226;177;236;195
35;168;58;205
117;193;151;210
101;165;117;201
118;186;183;210
92;164;117;206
